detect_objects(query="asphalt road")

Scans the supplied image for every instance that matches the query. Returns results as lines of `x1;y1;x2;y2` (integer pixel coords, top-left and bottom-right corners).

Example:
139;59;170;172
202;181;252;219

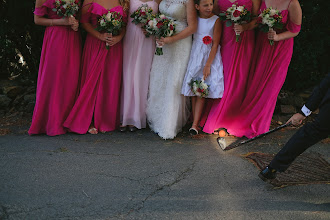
0;126;329;219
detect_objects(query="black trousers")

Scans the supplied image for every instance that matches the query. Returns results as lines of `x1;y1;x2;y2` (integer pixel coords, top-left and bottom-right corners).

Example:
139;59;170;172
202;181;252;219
270;101;330;172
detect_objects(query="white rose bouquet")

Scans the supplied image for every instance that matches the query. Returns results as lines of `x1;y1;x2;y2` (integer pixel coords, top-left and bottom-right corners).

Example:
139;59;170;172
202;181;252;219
257;7;284;45
96;11;126;49
219;4;251;42
189;78;209;98
52;0;80;17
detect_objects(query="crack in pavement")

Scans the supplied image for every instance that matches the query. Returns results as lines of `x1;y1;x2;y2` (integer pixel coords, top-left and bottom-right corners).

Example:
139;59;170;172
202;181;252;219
95;173;141;183
0;205;9;220
115;160;198;218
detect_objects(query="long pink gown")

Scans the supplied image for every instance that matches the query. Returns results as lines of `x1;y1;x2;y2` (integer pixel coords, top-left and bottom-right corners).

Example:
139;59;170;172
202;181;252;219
222;0;301;138
202;0;255;133
120;0;158;129
63;3;127;134
29;0;82;136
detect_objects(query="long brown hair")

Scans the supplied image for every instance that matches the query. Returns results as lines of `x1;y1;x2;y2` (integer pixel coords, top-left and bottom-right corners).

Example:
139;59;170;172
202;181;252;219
119;0;130;12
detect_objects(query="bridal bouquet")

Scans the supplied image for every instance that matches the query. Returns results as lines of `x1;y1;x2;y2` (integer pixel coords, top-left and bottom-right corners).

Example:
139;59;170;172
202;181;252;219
145;14;176;55
96;11;126;49
53;0;80;17
130;4;155;26
189;78;209;98
219;4;251;42
257;7;284;45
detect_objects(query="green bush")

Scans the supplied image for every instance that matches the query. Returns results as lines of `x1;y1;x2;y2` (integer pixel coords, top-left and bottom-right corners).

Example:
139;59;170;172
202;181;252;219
0;0;44;81
284;0;330;91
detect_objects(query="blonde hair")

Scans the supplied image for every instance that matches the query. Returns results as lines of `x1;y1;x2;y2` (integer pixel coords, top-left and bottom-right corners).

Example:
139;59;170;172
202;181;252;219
119;0;130;12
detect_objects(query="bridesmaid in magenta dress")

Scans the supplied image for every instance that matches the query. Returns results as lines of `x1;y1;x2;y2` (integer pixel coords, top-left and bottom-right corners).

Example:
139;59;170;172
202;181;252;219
120;0;160;132
63;0;128;134
202;0;261;134
29;0;81;136
224;0;302;138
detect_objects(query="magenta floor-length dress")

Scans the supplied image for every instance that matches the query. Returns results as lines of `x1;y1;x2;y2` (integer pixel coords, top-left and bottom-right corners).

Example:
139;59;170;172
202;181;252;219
29;0;82;136
120;0;158;129
202;0;255;134
63;3;127;134
223;0;301;138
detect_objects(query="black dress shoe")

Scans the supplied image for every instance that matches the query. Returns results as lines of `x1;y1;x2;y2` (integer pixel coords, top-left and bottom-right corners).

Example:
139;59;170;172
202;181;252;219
258;166;277;182
119;126;127;132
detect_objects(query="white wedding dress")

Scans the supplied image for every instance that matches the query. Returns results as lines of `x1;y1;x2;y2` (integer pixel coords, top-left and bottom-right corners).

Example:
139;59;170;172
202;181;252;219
146;0;192;139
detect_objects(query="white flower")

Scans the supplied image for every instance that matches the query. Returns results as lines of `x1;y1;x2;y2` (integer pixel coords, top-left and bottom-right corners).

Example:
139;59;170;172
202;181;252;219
237;6;244;12
100;19;106;26
201;82;208;90
262;17;268;25
106;12;112;21
63;4;68;9
266;17;275;26
228;6;235;12
148;19;154;27
269;9;277;16
159;14;166;19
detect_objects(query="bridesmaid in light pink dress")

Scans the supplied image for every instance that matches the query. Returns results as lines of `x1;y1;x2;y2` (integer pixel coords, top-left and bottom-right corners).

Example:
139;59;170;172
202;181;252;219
120;0;160;132
202;0;261;134
29;0;81;136
224;0;302;138
63;0;128;134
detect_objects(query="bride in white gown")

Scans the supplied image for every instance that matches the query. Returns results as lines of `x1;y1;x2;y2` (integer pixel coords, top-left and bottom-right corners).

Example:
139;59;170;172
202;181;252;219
146;0;197;139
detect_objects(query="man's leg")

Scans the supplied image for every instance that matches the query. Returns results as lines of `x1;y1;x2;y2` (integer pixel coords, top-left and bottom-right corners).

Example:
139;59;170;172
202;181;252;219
270;101;330;172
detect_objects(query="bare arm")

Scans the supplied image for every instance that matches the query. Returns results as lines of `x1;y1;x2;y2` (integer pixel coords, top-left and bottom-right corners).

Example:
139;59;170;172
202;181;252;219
34;0;77;27
203;18;222;79
269;0;302;41
234;0;261;34
160;0;197;45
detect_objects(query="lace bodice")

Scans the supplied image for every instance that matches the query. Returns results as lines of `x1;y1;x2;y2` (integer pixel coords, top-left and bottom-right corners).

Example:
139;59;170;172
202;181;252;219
159;0;189;31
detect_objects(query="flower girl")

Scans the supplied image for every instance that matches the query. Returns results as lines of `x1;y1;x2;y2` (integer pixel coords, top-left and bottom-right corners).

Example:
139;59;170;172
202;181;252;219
181;0;224;135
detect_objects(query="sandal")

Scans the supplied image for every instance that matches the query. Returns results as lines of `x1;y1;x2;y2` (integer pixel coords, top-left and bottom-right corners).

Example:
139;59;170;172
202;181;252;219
88;127;98;134
189;127;198;135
